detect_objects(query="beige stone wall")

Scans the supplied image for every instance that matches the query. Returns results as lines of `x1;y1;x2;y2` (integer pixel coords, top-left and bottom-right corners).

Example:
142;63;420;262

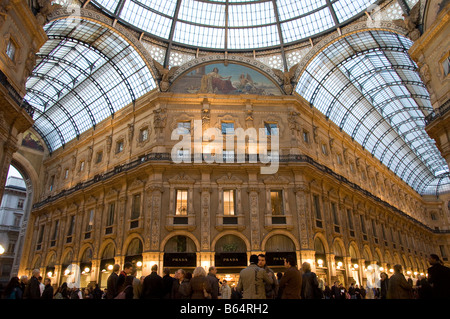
18;91;450;287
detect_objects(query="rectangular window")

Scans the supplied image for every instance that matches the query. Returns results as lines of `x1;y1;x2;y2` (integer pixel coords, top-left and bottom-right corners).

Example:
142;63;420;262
51;220;59;241
372;219;378;238
381;223;387;240
223;190;235;216
96;151;103;163
139;127;149;141
221;122;235;135
13;214;21;227
49;175;55;191
86;209;94;232
270;190;283;215
336;154;342;165
303;130;310;143
64;169;69;179
67;215;75;236
107;202;115;226
264;122;278;136
177;121;191;134
347;209;354;230
439;245;447;260
131;194;141;220
79;161;85;172
176;190;188;215
37;225;45;249
313;195;322;220
321;144;328;155
6;39;16;60
443;56;450;77
17;199;24;209
116;140;124;153
360;215;366;234
331;202;339;225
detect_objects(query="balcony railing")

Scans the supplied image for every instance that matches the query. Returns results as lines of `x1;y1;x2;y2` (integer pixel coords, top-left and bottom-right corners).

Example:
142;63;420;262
0;69;34;117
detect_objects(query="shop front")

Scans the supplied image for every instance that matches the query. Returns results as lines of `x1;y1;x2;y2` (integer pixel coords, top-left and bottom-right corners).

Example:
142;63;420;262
99;243;115;289
214;235;248;286
163;235;197;274
79;248;93;289
125;238;143;278
264;235;297;275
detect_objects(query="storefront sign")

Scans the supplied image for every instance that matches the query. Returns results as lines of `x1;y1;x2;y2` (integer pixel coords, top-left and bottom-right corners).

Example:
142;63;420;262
215;253;247;267
265;252;296;266
164;253;197;267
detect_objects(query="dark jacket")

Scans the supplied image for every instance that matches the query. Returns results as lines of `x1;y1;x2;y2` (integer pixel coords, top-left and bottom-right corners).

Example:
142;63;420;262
206;273;220;299
387;272;411;299
427;263;450;299
172;279;191;299
380;278;389;299
106;272;119;299
262;266;279;299
301;270;320;299
24;276;41;299
162;274;175;299
279;266;302;299
189;276;211;299
41;284;54;299
142;272;163;299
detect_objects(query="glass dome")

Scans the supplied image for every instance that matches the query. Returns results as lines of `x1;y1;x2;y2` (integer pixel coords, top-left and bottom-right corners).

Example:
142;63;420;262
91;0;378;50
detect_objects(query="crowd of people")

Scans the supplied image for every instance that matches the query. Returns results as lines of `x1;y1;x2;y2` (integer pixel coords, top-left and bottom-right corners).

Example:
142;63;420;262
2;253;449;300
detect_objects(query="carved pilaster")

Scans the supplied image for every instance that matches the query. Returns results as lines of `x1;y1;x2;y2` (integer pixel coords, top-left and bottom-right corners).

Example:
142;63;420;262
200;187;211;251
294;185;310;249
147;185;163;251
248;187;260;250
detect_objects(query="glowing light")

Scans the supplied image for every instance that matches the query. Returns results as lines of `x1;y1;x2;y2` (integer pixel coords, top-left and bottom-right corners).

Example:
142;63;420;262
317;259;323;266
414;272;418;276
379;267;384;271
354;264;358;269
337;261;343;267
367;265;373;271
389;268;394;273
47;272;53;277
84;267;90;273
64;269;70;276
107;264;113;271
0;245;4;255
136;261;143;267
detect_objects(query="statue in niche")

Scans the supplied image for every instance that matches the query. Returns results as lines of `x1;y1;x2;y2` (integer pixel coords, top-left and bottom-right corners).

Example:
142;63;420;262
272;63;299;95
153;59;179;92
393;2;421;41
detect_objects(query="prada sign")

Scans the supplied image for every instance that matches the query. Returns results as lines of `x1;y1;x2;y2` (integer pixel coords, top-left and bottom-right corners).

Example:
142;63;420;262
164;253;197;267
265;252;296;266
215;253;247;267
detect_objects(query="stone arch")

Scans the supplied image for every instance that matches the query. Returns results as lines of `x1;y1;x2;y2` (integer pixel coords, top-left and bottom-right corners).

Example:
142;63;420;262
261;230;300;252
98;239;117;260
211;230;251;253
331;237;347;257
78;243;94;263
122;233;145;257
160;230;201;253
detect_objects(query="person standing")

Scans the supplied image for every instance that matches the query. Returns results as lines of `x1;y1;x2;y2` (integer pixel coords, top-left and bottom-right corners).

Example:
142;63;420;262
379;272;389;299
41;278;53;299
162;267;175;299
206;266;220;299
189;266;211;299
116;262;133;293
172;269;191;299
427;254;450;299
278;256;301;299
24;269;41;299
142;264;163;299
106;264;120;299
258;254;279;299
237;254;273;299
387;264;412;299
2;277;22;299
38;276;45;297
300;262;320;299
220;280;231;299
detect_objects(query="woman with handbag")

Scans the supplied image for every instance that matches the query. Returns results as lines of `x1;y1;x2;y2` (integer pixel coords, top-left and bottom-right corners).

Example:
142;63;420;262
188;266;212;299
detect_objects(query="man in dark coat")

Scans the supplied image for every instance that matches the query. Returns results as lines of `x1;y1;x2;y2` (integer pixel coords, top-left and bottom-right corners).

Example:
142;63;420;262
278;255;302;299
162;267;175;299
106;264;120;299
427;254;450;299
41;278;54;299
24;269;41;299
142;264;163;299
116;262;133;293
206;266;220;299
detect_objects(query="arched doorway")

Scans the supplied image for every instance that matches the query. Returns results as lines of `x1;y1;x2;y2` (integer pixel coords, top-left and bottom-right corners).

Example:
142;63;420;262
45;253;57;283
314;237;328;286
214;235;247;286
99;243;115;289
125;238;143;278
265;234;296;274
79;247;93;289
333;242;346;287
163;235;197;273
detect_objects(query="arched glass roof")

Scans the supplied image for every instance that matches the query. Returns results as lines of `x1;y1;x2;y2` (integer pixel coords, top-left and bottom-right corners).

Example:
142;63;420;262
296;30;450;195
24;18;156;153
91;0;378;50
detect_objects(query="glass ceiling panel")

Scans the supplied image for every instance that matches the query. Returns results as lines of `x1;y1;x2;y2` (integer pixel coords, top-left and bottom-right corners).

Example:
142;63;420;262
296;30;449;195
25;18;156;153
91;0;375;50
